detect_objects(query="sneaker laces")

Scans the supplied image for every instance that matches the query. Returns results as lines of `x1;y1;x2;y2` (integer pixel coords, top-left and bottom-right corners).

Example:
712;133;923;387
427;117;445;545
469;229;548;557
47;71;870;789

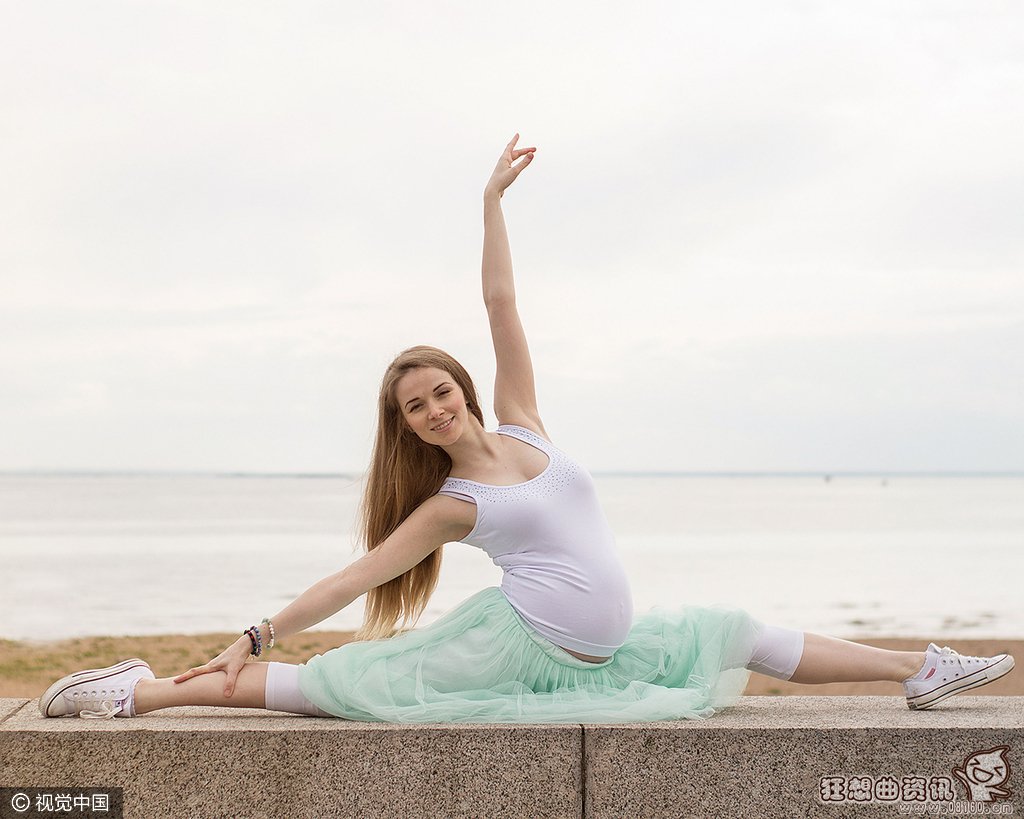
66;688;129;719
79;699;124;720
933;645;984;678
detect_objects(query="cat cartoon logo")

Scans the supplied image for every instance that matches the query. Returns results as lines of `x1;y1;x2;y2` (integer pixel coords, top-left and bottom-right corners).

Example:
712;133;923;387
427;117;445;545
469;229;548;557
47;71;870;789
952;745;1013;802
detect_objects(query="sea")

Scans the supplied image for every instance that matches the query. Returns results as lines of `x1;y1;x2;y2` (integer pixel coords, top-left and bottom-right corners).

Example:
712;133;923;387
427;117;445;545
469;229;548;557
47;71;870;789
1;473;1021;642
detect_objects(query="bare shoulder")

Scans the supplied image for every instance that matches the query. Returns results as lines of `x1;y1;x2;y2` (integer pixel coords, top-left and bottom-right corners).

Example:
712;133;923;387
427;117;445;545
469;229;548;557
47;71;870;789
496;411;553;444
420;493;476;541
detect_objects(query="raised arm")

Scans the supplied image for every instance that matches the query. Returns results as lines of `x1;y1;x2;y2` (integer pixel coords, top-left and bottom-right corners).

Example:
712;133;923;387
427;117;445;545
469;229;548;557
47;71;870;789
482;134;548;436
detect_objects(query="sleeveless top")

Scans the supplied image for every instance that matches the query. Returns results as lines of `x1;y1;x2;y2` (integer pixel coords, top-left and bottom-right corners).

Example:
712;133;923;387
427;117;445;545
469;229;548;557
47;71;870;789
436;424;634;656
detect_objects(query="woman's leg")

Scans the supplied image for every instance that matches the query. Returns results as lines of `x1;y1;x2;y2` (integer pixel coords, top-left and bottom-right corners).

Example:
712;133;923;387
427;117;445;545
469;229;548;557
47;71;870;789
132;661;332;716
742;622;926;684
133;663;269;714
788;633;926;685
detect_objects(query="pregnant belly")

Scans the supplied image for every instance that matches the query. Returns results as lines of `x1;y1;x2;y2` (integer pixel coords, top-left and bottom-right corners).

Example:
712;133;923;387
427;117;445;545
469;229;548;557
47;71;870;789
559;645;612;663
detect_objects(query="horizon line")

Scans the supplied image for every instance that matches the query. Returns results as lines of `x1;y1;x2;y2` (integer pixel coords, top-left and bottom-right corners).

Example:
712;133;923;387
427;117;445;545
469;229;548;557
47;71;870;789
1;469;1022;479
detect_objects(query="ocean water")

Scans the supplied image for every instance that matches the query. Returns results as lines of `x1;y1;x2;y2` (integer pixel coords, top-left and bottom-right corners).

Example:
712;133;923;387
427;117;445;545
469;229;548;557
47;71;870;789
0;474;1021;642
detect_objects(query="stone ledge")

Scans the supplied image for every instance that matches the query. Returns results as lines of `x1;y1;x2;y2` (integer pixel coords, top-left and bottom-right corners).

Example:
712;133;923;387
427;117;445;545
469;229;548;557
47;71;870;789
2;697;1022;818
586;696;1023;818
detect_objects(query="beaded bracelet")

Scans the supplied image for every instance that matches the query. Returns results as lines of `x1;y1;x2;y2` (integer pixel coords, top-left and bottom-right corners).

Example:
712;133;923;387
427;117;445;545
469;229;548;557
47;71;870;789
244;625;262;657
261;617;276;650
246;625;262;657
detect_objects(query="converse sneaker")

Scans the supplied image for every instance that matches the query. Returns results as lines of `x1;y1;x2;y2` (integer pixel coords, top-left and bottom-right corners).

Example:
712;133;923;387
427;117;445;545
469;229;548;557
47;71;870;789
903;643;1015;710
40;659;154;719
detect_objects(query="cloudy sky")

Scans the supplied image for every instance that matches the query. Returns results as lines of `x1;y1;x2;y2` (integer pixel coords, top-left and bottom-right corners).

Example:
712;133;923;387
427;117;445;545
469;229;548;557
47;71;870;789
2;1;1022;474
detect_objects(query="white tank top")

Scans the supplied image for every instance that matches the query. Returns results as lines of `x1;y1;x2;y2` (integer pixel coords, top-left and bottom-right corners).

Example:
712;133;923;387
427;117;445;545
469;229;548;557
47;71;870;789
436;424;634;656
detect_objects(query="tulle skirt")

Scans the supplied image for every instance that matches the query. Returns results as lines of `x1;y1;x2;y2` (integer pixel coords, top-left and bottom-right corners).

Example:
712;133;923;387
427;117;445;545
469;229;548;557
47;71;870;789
296;586;762;724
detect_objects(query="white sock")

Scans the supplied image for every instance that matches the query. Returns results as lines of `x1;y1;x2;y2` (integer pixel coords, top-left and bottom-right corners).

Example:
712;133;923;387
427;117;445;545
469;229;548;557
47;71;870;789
124;676;143;717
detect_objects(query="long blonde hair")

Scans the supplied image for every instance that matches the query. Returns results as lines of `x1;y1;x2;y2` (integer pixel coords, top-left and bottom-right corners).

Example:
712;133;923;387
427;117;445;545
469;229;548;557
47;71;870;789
353;345;485;642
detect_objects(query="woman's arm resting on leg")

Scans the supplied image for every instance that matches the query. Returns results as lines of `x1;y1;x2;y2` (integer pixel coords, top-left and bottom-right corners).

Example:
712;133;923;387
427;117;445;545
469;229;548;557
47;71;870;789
173;495;467;695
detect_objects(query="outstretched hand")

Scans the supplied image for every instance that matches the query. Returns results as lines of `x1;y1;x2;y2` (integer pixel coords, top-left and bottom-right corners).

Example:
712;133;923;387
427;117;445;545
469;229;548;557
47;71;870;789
485;133;536;199
172;635;252;697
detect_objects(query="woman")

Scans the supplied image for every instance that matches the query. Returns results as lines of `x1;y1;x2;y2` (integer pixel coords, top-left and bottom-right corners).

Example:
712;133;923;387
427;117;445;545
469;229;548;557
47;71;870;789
41;134;1015;722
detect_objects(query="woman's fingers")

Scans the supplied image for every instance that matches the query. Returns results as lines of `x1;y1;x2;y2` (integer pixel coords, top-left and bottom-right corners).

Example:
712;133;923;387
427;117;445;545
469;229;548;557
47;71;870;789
503;134;536;161
486;135;536;196
511;153;535;175
173;665;210;684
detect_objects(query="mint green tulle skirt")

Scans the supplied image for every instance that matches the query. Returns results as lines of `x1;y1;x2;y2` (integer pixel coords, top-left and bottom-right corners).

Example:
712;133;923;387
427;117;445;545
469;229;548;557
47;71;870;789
296;586;762;724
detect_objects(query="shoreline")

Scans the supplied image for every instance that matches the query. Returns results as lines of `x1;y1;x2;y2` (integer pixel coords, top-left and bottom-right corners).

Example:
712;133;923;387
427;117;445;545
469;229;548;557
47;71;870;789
3;633;1021;699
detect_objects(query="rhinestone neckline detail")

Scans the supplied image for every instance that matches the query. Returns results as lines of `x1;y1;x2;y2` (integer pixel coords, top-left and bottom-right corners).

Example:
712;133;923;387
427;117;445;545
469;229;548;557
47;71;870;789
443;426;554;489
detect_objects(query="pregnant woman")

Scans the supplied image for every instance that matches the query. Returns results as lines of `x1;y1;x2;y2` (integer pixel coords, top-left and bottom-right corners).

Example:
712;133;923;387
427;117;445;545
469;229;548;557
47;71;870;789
41;135;1015;722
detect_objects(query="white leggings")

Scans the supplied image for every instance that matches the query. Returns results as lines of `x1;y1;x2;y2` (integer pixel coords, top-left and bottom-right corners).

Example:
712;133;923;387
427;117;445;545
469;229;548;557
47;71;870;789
263;623;805;717
265;662;334;717
745;621;805;681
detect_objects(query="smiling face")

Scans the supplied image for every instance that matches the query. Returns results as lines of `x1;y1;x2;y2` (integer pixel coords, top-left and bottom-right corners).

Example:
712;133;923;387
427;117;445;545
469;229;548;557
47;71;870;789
964;747;1010;785
394;366;470;444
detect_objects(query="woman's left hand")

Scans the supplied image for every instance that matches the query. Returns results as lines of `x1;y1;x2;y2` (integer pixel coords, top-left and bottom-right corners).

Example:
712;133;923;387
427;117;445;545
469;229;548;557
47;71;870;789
485;133;536;199
172;635;253;697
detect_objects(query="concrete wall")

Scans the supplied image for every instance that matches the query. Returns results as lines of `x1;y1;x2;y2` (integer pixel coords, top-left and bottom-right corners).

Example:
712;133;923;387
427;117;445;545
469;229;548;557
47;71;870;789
2;696;1022;818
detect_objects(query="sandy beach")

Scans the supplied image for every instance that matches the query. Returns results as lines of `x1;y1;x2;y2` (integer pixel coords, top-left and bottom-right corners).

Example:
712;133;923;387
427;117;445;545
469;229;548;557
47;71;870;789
3;632;1021;700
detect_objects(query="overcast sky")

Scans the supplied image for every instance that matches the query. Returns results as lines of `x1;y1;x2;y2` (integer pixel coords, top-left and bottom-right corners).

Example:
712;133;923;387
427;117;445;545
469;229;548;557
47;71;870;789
2;1;1022;474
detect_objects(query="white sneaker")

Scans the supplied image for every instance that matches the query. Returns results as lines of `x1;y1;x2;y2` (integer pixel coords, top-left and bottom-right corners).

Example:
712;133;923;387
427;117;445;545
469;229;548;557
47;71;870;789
903;643;1015;710
40;658;155;719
